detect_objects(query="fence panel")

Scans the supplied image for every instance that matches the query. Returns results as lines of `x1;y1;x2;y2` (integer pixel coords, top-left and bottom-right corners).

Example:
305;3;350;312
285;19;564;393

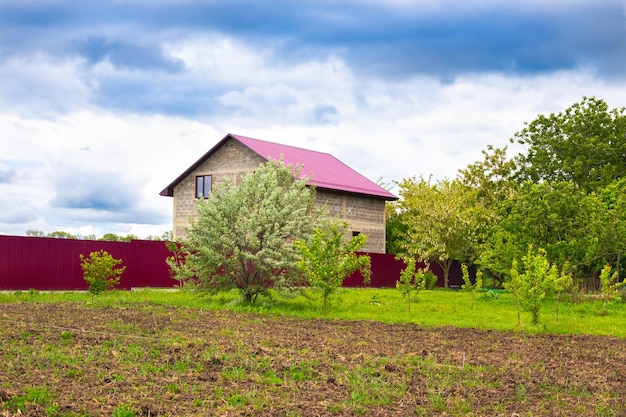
343;253;463;288
0;235;463;291
0;235;177;291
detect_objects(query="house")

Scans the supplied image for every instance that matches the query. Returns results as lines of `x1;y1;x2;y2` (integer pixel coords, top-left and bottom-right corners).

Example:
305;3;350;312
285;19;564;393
160;133;397;253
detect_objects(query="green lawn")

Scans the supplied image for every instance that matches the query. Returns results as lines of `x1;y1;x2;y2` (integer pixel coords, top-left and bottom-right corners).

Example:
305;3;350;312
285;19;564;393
2;287;624;338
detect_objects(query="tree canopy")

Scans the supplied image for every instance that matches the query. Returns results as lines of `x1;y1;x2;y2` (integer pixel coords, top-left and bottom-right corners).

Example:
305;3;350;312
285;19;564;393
393;177;487;288
512;96;626;192
173;158;318;303
390;96;626;289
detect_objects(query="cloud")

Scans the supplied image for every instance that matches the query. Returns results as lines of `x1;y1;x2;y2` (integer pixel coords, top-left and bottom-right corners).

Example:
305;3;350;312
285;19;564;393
1;0;626;239
0;167;16;183
76;37;185;72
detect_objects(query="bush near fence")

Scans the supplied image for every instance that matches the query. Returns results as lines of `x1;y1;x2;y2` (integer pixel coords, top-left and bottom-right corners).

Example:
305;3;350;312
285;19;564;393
0;235;463;291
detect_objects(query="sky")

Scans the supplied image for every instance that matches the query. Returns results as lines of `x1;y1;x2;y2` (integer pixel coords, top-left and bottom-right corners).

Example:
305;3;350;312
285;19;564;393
2;0;626;239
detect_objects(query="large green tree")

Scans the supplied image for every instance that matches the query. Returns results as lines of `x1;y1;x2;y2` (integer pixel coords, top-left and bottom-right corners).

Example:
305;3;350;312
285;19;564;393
172;159;318;303
481;181;605;277
512;96;626;192
395;177;487;288
462;97;626;286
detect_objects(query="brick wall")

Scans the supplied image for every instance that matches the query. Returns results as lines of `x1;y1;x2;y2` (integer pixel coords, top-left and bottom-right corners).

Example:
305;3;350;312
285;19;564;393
171;138;388;253
316;190;387;253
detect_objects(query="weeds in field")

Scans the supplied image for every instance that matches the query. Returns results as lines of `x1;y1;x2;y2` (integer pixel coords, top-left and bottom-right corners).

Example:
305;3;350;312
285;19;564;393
1;290;625;416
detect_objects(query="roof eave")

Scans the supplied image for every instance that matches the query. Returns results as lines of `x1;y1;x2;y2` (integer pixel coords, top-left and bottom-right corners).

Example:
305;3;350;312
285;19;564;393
158;133;238;197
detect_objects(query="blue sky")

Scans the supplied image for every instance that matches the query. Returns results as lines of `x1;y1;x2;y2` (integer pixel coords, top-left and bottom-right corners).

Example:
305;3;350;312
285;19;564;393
1;0;626;238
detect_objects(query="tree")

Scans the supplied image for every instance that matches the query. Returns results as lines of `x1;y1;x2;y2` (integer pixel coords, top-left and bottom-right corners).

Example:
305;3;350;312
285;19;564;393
480;180;606;286
552;264;573;321
599;264;621;312
598;178;626;279
25;229;45;237
79;250;125;299
396;258;427;312
173;159;318;303
512;96;626;192
508;246;558;325
295;219;371;314
100;233;138;242
47;231;78;239
461;264;482;310
458;145;517;208
395;177;486;288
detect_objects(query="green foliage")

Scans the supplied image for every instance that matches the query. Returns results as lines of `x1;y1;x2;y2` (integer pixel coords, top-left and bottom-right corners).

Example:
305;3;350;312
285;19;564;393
6;386;55;413
461;264;482;310
480;180;606;282
100;233;138;242
552;264;573;321
507;246;558;325
296;219;371;314
396;258;427;312
112;405;136;417
395;177;488;287
422;270;438;290
79;250;125;298
457;97;626;288
512;96;626;192
172;158;318;303
599;264;621;311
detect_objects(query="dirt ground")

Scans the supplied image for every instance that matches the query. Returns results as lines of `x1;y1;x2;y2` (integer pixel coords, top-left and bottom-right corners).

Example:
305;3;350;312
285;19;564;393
0;303;625;416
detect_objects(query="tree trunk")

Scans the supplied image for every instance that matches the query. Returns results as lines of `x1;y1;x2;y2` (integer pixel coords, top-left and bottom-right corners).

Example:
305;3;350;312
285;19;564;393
440;259;453;288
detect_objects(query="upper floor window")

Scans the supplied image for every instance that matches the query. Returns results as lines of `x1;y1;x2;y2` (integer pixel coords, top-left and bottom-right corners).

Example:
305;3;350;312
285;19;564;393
196;175;212;199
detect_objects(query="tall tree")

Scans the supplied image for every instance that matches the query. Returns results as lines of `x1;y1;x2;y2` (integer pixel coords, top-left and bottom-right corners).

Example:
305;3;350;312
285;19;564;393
396;177;486;288
171;159;318;303
512;96;626;192
479;180;605;283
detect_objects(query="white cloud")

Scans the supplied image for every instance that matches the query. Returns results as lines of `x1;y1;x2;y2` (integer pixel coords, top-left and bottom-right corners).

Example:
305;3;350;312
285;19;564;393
2;1;626;238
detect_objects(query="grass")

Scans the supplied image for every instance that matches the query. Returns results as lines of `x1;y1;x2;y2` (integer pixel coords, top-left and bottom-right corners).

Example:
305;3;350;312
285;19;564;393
2;287;624;337
1;290;625;416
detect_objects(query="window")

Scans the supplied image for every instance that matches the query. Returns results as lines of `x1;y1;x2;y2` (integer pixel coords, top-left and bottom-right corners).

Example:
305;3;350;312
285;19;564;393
352;231;361;237
195;175;212;199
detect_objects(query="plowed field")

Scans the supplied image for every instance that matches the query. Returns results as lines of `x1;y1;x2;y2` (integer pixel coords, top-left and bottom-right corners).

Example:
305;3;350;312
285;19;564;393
1;303;625;416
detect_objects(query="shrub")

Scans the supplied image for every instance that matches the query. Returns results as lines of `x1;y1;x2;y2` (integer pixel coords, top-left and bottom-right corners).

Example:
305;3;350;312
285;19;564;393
79;250;125;298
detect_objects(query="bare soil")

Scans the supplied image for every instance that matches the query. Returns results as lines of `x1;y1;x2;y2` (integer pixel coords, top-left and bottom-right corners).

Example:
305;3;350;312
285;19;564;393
1;303;625;416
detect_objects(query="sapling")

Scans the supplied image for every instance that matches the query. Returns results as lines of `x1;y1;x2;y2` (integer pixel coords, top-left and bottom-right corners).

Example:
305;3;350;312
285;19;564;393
552;264;573;321
79;250;125;300
507;246;556;325
295;219;371;314
461;263;483;310
599;264;620;312
396;258;427;312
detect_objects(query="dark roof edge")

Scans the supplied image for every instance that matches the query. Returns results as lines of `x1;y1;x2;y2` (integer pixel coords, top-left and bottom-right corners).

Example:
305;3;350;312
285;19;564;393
159;133;237;197
159;133;398;201
314;186;398;201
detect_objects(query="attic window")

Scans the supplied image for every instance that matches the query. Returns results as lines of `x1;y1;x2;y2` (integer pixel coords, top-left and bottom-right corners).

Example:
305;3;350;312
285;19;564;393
195;175;212;199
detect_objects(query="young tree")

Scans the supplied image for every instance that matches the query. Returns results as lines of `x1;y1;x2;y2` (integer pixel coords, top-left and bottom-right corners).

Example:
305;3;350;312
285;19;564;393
508;246;558;325
552;265;573;321
396;258;428;312
79;250;125;299
599;264;621;311
396;177;486;287
173;159;318;303
461;263;483;310
295;219;371;314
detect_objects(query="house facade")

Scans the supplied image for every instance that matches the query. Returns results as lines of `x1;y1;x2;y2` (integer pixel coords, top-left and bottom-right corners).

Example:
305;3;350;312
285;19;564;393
160;134;397;253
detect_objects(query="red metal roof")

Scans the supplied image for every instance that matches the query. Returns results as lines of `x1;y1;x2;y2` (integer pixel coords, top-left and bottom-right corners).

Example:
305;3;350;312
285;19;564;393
160;133;397;200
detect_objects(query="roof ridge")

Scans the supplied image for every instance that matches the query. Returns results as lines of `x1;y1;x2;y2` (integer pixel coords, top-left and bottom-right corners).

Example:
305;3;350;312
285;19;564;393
229;133;335;157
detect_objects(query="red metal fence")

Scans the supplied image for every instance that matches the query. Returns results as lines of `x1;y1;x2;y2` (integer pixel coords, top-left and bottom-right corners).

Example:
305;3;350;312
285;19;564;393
0;235;463;291
0;235;177;290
